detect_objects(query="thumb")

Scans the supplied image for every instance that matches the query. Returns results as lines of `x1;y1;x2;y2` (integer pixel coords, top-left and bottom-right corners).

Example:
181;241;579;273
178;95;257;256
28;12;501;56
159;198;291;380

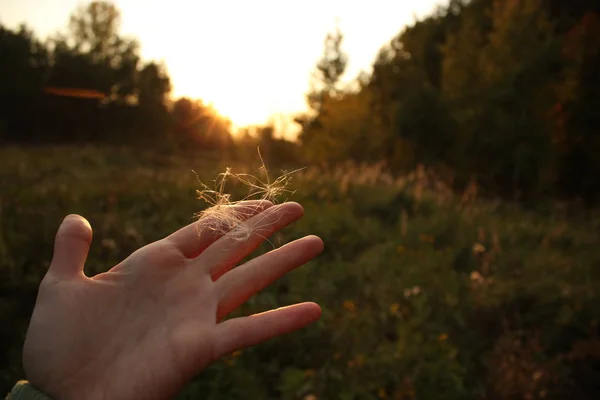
49;214;93;279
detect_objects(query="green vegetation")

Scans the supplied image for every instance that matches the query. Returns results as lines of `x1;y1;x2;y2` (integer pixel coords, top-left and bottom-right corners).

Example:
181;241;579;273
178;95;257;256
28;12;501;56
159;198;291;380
3;0;600;398
1;146;598;399
299;0;600;203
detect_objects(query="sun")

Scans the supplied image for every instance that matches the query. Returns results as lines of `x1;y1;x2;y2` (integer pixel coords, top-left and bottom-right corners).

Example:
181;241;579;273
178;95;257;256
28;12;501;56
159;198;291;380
210;96;271;129
170;65;275;130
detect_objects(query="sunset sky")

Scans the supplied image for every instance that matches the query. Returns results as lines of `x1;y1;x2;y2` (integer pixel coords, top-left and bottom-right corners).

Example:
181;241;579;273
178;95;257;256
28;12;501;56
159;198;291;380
2;0;443;135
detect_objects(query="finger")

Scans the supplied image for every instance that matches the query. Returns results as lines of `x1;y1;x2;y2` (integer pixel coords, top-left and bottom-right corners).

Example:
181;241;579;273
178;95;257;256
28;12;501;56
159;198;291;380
167;200;273;259
212;302;321;360
48;214;93;279
195;202;304;280
216;235;323;320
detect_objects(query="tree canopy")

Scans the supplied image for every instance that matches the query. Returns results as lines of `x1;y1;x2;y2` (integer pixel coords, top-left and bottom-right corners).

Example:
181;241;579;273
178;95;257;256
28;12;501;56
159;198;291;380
297;0;600;203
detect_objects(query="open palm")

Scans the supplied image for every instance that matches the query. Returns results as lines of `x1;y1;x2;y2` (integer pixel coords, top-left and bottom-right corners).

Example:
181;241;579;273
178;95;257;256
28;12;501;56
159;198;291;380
23;201;323;400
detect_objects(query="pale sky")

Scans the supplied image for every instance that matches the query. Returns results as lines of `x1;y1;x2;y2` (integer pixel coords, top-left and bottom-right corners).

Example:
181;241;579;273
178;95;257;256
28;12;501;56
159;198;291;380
1;0;444;136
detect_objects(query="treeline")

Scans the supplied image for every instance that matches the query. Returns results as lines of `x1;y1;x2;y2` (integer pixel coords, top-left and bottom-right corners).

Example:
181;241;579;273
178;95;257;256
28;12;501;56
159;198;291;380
297;0;600;204
3;0;600;203
0;2;236;150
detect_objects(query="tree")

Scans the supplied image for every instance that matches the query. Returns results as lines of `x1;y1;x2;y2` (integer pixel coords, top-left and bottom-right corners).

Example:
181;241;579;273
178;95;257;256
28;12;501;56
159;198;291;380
0;1;176;145
297;26;351;158
555;12;600;201
69;1;125;65
367;12;458;173
50;1;141;101
314;25;348;95
138;62;171;107
0;24;50;142
171;97;233;150
306;25;348;112
474;0;559;199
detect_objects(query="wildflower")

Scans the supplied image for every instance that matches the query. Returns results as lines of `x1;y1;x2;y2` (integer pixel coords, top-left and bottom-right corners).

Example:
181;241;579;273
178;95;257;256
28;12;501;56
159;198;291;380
470;271;484;283
438;333;448;342
101;238;117;250
390;303;400;315
404;286;421;298
124;225;141;240
419;234;435;244
355;354;365;367
472;243;486;254
343;300;356;312
304;369;316;378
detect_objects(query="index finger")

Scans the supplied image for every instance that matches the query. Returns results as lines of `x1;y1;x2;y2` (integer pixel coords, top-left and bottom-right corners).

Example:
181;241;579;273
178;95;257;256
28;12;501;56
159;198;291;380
166;200;273;259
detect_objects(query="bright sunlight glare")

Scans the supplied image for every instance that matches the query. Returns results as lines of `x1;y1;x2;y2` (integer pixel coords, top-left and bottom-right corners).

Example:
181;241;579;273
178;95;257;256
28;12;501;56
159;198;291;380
1;0;444;136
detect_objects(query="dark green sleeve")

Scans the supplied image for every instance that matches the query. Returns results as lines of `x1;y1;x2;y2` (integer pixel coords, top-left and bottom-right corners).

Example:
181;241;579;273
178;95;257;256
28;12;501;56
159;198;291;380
5;381;54;400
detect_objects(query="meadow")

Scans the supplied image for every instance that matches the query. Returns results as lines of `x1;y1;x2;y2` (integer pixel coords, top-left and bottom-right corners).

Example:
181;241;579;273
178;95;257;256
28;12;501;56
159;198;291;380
1;146;599;399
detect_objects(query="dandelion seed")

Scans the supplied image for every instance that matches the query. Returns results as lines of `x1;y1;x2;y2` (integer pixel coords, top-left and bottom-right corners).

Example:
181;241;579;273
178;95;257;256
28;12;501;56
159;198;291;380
236;147;304;204
193;148;302;244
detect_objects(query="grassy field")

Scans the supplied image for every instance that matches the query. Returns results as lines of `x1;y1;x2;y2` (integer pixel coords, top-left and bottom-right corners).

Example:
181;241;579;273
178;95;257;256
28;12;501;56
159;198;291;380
1;145;599;399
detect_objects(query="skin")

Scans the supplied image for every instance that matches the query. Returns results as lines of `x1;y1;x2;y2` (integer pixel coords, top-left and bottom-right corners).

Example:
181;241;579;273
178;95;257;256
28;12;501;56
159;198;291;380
23;200;323;400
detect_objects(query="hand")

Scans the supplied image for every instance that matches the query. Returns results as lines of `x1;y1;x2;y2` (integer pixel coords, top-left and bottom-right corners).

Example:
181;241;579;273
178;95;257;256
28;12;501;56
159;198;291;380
23;201;323;400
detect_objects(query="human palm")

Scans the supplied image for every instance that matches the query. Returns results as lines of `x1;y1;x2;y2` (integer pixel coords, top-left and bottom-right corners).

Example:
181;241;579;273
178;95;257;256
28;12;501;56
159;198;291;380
23;201;323;400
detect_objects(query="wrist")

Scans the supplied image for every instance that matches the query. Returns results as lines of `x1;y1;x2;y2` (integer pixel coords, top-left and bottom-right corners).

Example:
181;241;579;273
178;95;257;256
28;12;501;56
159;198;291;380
7;381;55;400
